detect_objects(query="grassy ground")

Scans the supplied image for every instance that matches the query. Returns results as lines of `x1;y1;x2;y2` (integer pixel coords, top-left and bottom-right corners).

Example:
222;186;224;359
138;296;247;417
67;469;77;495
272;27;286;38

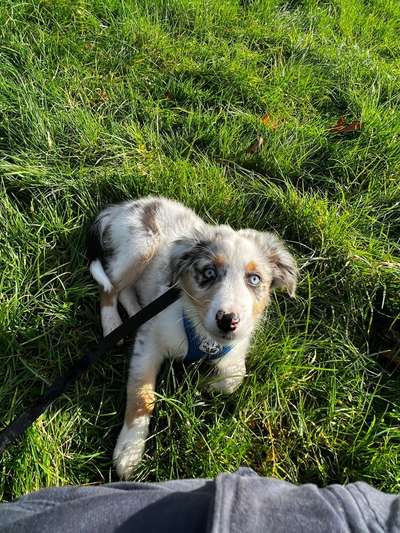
1;0;399;501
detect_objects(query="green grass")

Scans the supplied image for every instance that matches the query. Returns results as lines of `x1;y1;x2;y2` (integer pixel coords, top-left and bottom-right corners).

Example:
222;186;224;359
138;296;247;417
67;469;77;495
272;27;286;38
1;0;400;501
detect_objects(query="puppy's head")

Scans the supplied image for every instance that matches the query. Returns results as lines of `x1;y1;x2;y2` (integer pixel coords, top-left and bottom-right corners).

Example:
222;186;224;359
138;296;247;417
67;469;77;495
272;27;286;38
170;226;297;344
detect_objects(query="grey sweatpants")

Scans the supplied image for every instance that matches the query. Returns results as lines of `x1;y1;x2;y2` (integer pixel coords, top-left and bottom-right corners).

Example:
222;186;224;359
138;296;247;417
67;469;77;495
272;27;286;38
0;468;399;532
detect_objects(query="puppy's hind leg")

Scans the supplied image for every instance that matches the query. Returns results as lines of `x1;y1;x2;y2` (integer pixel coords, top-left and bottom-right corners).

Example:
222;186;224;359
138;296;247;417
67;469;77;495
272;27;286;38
100;290;122;337
89;200;159;337
118;286;141;317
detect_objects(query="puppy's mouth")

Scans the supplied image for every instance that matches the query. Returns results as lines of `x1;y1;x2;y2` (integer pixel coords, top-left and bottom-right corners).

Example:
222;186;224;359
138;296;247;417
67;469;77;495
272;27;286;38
206;327;240;345
195;319;238;345
218;331;237;342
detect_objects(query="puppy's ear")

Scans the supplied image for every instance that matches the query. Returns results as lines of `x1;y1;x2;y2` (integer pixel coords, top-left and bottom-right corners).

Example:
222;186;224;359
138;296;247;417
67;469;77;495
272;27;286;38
168;237;198;285
239;229;297;297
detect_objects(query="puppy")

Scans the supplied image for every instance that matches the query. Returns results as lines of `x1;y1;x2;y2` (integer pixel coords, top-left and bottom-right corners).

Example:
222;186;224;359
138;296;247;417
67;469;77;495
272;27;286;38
88;197;297;479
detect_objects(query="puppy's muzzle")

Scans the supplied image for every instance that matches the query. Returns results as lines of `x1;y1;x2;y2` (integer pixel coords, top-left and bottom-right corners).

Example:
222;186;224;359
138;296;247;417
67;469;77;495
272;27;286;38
216;311;240;333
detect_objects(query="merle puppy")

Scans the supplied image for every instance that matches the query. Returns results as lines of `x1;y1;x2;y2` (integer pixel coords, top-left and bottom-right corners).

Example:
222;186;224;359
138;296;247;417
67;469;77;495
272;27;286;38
88;197;297;479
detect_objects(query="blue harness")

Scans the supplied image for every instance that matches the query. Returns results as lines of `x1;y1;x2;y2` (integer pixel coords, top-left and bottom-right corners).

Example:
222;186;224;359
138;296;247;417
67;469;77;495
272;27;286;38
183;313;232;362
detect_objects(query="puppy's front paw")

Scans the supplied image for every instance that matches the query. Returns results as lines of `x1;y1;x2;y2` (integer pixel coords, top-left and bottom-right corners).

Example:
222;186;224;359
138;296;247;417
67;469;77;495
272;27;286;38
113;421;148;480
208;375;244;395
113;443;144;480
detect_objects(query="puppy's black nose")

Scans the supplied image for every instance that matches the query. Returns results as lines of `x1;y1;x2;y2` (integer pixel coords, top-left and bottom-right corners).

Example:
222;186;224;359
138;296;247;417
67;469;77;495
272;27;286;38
216;311;240;333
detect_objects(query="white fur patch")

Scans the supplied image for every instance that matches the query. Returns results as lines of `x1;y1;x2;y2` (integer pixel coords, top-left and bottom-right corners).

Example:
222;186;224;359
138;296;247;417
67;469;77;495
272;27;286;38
101;305;122;337
113;417;150;480
118;287;141;317
90;259;113;293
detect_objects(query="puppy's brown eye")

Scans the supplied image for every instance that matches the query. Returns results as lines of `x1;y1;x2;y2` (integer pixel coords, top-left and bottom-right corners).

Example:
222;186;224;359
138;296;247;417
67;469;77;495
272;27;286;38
203;266;217;281
247;273;262;287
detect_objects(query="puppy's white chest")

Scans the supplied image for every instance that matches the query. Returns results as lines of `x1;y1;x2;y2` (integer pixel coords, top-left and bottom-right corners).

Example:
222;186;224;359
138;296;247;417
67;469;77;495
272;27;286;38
153;303;188;360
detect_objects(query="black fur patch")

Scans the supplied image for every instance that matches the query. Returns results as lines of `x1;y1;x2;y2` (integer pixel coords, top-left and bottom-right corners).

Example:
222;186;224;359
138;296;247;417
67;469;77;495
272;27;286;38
170;240;208;280
86;212;113;264
86;218;104;263
180;240;227;287
170;239;226;285
194;263;226;288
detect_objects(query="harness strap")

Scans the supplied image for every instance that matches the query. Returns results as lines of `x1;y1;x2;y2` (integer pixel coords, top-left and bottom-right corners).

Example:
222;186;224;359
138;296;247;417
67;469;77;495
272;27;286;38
0;287;181;455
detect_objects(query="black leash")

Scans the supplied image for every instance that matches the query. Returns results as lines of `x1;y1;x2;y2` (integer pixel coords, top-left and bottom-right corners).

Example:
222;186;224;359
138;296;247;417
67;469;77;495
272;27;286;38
0;287;181;455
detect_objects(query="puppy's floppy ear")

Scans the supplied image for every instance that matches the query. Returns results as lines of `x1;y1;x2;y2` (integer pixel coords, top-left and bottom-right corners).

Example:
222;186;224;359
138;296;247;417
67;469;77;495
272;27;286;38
169;238;197;284
239;229;297;297
169;231;215;285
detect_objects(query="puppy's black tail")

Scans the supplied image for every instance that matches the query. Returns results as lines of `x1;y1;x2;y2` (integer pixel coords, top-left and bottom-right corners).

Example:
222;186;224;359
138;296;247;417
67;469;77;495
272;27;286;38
87;217;104;263
87;215;113;292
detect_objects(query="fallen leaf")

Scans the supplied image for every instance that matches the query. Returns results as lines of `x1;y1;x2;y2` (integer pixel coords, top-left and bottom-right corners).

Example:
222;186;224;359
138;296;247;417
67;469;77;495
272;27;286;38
261;112;278;130
329;115;346;132
97;89;109;103
261;112;271;125
329;115;361;134
342;120;361;133
246;136;264;154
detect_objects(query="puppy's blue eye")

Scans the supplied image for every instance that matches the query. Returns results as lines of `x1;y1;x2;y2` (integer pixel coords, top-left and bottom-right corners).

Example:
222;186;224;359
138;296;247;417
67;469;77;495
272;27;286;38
248;274;261;287
203;267;217;280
